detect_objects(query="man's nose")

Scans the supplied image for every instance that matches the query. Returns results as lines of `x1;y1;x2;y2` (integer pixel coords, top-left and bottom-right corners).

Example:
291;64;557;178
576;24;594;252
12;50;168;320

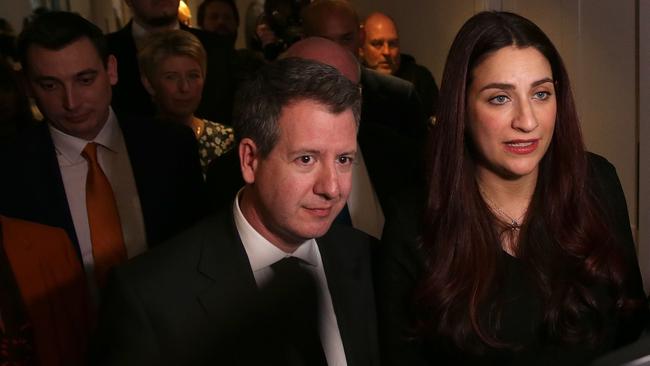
314;162;340;200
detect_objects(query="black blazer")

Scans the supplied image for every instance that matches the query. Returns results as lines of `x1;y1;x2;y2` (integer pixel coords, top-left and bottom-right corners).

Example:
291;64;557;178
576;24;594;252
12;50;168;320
0;117;206;255
107;21;236;123
360;67;428;142
91;208;380;366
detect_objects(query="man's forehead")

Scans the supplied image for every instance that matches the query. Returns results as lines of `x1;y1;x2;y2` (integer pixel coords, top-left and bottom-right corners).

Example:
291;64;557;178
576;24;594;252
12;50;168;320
25;38;104;75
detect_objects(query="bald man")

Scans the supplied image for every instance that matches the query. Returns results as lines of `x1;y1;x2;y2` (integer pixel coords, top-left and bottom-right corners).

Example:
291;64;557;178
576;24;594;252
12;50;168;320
361;12;439;118
301;0;427;138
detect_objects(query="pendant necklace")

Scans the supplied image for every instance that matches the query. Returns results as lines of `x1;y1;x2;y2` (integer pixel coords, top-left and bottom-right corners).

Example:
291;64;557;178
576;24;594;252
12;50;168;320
480;189;526;230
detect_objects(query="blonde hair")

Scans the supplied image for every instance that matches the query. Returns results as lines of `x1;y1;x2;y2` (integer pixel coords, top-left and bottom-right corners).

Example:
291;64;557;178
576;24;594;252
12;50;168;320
138;29;207;81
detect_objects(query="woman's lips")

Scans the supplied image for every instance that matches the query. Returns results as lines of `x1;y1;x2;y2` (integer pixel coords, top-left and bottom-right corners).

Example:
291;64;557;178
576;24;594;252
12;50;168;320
503;139;539;154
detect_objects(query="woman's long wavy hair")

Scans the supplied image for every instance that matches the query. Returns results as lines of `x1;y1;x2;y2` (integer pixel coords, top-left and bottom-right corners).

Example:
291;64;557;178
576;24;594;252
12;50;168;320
417;11;635;352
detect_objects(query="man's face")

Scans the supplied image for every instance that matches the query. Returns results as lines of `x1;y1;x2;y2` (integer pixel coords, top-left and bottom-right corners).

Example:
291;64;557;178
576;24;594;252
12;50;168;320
360;16;400;75
240;99;357;251
24;37;117;140
202;1;238;37
126;0;180;27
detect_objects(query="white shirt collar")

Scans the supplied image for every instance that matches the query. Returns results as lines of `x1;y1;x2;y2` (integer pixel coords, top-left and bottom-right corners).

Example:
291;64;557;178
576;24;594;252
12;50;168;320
232;189;319;273
49;108;122;165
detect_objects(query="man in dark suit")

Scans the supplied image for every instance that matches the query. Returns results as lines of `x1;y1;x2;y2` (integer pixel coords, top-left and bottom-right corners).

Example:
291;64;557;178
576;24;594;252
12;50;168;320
93;58;379;366
107;0;235;123
0;12;205;291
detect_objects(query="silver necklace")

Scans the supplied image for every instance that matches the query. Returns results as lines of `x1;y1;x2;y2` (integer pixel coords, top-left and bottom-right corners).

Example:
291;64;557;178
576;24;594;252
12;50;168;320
480;189;526;230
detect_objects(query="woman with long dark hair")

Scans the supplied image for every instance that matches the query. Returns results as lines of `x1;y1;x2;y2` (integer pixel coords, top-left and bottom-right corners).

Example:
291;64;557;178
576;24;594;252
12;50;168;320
376;11;647;365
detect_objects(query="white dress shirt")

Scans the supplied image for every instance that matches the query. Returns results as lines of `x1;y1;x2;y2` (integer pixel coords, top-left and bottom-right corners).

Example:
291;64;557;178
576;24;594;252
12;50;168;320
233;193;348;366
348;146;385;239
49;109;147;288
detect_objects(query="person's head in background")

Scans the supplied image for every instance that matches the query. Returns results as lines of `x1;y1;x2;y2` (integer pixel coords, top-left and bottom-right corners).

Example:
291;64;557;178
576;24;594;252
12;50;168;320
301;0;362;57
360;12;400;75
198;0;239;43
17;11;116;141
139;29;206;128
282;36;360;83
125;0;181;31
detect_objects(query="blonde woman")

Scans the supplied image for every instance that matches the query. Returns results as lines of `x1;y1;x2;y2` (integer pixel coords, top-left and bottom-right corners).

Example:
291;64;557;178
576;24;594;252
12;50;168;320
139;30;234;176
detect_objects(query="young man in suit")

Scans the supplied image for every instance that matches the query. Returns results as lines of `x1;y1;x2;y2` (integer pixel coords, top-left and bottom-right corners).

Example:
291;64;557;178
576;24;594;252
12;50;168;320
0;12;205;293
107;0;235;122
93;58;379;366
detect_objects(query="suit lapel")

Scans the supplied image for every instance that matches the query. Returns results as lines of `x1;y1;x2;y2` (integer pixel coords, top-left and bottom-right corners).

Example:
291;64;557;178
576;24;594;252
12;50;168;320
195;211;258;321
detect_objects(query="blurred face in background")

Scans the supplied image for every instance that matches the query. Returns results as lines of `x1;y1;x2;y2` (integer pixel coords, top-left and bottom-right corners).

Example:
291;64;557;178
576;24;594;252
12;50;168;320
202;1;238;38
360;13;400;75
142;54;204;121
126;0;180;28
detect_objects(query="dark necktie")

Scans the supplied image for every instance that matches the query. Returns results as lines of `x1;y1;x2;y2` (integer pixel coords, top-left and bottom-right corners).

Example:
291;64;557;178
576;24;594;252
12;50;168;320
270;257;328;366
82;143;126;287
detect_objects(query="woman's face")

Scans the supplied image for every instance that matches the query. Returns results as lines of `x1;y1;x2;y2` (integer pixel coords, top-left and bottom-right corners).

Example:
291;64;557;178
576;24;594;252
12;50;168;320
466;46;556;182
146;55;204;120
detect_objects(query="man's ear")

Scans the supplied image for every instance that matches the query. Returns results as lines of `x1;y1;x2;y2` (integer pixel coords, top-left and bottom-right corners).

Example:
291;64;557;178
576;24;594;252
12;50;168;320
107;54;118;86
239;138;260;184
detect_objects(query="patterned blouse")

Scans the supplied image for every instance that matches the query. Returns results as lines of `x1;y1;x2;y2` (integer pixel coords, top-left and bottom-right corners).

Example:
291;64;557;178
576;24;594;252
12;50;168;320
197;120;235;177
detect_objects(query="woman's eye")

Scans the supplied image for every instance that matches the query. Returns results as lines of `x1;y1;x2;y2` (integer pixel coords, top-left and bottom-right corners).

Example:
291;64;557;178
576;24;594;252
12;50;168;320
534;91;551;100
489;95;509;105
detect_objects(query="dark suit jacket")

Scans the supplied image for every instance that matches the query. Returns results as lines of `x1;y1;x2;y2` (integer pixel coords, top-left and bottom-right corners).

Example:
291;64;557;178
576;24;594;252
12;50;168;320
91;208;380;366
394;53;439;119
107;21;236;123
360;67;428;142
0;117;206;256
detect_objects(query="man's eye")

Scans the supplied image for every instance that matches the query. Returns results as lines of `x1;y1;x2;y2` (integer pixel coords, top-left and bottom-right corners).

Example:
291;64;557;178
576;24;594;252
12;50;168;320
371;40;384;48
79;77;95;85
39;81;57;90
297;155;313;164
337;156;354;165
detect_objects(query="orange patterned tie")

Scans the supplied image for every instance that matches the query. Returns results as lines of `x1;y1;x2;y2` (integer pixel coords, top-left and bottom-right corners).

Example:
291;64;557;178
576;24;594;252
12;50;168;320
81;143;126;287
